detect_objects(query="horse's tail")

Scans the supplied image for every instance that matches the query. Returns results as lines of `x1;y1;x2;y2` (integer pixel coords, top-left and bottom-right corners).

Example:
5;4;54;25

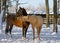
5;13;8;22
5;13;8;17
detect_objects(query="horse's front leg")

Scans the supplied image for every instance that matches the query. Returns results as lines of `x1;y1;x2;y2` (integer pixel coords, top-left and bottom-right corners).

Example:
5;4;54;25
22;21;29;40
24;28;28;38
22;28;25;40
22;27;28;40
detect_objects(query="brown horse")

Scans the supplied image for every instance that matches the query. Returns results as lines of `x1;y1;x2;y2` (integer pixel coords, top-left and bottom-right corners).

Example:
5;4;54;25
5;7;30;39
17;15;43;40
16;7;43;40
5;7;43;40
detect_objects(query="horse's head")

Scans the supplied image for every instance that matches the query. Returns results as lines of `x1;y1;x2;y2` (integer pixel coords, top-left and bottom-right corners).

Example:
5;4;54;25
16;7;27;17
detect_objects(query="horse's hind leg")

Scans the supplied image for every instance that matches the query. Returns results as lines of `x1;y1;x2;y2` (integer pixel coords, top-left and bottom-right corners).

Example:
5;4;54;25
5;23;9;38
9;24;13;38
5;23;9;34
32;26;35;40
37;26;42;40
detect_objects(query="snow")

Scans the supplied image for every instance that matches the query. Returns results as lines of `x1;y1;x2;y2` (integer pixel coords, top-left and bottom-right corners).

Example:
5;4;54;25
0;23;60;43
0;30;1;34
0;11;60;42
8;6;16;13
0;10;4;29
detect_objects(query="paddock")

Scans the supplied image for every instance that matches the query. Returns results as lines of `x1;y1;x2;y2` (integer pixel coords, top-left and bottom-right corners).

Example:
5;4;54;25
0;0;60;43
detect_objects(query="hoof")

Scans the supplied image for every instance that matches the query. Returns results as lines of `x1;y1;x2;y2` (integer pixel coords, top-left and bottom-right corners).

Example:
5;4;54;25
51;32;56;35
9;33;12;38
22;37;26;40
46;27;50;29
4;34;7;39
33;38;35;40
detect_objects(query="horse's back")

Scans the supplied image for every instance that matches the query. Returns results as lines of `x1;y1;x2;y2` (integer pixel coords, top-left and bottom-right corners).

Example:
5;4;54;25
28;15;43;27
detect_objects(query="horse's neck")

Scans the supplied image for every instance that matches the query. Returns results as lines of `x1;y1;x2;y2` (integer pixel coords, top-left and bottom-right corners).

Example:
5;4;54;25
16;16;22;20
16;15;29;22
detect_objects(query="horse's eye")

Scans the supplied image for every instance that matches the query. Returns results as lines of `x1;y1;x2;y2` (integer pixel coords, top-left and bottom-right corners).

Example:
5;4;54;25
17;12;19;14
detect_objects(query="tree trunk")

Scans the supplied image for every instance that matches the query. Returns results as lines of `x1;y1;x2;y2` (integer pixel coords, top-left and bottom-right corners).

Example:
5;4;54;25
53;0;57;33
45;0;49;27
2;0;7;22
0;0;1;13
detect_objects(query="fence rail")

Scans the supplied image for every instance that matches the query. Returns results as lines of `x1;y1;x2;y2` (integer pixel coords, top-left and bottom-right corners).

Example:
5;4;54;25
3;13;60;24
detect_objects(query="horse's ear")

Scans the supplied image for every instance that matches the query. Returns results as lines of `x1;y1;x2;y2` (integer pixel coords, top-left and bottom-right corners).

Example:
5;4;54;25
19;7;21;9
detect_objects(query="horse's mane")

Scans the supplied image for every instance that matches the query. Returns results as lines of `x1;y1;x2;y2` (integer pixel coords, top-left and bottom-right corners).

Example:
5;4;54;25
6;13;17;21
22;8;27;16
17;7;27;16
6;7;28;20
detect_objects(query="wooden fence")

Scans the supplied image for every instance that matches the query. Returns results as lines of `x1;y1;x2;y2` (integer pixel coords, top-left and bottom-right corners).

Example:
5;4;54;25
6;13;60;24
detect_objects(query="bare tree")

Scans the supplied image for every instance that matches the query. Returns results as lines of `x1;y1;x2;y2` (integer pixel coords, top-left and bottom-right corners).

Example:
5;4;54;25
53;0;58;33
45;0;49;27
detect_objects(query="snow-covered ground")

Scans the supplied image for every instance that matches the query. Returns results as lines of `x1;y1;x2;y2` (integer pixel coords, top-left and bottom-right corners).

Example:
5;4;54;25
0;22;60;43
0;9;60;43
